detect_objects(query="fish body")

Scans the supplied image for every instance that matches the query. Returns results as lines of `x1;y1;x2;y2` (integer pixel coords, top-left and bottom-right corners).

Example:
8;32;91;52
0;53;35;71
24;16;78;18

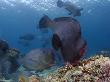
0;39;9;56
18;34;35;47
18;40;30;47
57;0;83;17
0;57;20;79
39;15;87;64
19;34;35;41
22;48;55;71
0;48;21;79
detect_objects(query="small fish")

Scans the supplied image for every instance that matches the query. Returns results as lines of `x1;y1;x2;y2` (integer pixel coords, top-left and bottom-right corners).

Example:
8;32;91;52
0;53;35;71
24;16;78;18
0;48;20;79
39;15;87;64
57;0;83;17
18;34;35;47
0;59;19;79
18;40;31;47
0;39;9;54
96;50;110;57
19;33;35;41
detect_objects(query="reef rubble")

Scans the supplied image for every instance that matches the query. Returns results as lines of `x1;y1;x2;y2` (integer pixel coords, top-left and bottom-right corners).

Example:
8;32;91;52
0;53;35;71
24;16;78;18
18;54;110;82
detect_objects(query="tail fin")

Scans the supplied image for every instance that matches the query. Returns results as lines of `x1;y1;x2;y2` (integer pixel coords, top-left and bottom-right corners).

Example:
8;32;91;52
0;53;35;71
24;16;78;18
39;15;52;28
57;0;64;8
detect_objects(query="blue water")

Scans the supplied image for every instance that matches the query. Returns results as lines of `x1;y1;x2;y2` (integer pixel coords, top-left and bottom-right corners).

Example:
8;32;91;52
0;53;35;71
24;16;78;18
0;0;110;57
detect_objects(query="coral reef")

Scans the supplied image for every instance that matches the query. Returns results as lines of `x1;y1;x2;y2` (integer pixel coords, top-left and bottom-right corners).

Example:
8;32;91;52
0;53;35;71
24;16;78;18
0;48;21;80
1;53;110;82
19;74;41;82
6;48;20;58
27;54;110;82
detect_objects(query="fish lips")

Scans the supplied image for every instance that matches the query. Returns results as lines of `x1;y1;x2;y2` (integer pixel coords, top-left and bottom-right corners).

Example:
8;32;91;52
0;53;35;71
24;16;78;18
78;39;87;56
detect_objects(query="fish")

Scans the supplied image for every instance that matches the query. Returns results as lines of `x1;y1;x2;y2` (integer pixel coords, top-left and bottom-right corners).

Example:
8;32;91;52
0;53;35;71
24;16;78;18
0;48;21;79
39;15;87;64
0;39;10;78
0;58;20;79
18;33;35;47
21;48;55;71
19;33;35;41
0;39;9;55
96;50;110;57
57;0;83;17
18;40;31;47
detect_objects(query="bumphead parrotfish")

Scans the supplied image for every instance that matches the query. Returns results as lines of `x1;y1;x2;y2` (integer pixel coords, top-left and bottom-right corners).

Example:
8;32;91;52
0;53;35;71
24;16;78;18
0;39;9;55
22;48;55;71
39;15;87;64
57;0;83;17
0;40;20;79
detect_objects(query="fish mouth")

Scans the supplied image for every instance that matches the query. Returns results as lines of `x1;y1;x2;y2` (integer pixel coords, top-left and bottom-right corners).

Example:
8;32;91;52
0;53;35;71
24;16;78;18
52;34;62;50
79;42;87;56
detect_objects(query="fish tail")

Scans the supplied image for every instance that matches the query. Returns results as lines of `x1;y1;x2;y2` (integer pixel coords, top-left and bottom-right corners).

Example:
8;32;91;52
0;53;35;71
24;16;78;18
39;15;53;28
57;0;64;8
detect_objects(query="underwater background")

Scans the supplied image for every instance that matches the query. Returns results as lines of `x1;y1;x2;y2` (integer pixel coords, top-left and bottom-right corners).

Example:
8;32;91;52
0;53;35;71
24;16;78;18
0;0;110;58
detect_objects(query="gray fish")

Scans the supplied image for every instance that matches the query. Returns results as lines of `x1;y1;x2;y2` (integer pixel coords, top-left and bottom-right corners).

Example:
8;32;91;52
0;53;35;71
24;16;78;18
0;57;20;79
18;33;35;47
0;48;21;79
57;0;83;17
21;48;55;71
39;15;87;64
0;39;9;52
18;40;31;47
96;50;110;57
19;33;35;41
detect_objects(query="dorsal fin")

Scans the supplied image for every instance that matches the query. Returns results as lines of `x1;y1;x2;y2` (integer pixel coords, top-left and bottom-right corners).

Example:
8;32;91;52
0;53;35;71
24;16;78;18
39;15;52;28
53;17;78;23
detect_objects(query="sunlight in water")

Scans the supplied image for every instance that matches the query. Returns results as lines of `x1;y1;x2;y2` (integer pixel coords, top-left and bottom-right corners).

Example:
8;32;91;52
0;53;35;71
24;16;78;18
0;0;110;14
